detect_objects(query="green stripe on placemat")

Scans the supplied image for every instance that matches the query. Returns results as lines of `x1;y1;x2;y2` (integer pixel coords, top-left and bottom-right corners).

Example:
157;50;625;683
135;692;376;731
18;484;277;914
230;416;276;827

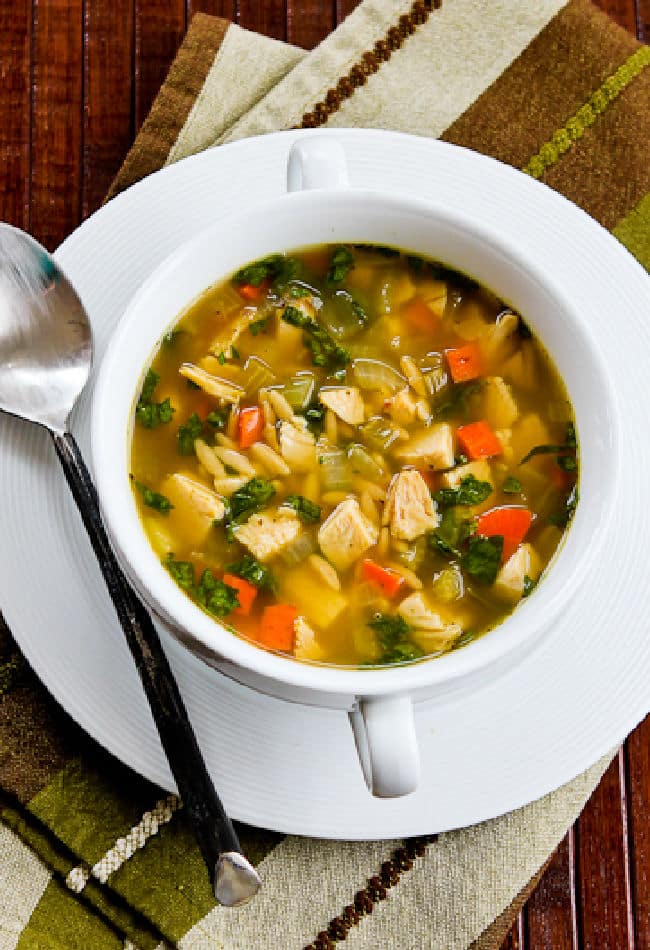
523;46;650;178
613;192;650;269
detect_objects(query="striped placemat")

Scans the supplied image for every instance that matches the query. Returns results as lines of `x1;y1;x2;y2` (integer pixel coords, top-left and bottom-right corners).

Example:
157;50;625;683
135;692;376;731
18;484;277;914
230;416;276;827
2;2;649;947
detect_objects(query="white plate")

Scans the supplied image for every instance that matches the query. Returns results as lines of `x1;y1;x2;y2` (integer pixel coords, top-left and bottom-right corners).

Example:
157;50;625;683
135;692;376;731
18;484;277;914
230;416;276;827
2;130;649;840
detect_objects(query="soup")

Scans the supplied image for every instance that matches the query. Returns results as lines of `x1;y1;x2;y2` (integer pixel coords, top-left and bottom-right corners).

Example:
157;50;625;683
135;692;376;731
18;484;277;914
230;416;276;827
130;244;578;667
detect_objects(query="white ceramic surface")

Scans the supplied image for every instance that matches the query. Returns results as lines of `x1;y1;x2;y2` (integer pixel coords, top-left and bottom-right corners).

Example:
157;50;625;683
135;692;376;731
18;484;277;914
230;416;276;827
91;133;618;799
1;130;649;837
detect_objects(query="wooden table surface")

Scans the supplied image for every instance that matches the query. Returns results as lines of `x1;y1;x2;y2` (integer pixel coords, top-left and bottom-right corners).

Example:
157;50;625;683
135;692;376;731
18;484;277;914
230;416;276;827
1;1;648;947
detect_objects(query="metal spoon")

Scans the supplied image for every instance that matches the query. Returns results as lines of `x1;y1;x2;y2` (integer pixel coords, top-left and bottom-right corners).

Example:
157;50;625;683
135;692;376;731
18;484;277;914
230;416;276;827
0;223;262;907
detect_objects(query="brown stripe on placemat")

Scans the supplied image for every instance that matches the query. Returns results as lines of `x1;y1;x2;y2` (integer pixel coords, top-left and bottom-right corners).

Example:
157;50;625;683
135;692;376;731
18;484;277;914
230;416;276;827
441;0;640;173
106;14;230;201
298;0;442;130
302;836;438;950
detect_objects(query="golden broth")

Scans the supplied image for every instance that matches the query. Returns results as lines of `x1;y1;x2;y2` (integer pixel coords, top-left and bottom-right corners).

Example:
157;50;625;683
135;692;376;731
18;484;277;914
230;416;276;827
130;245;578;667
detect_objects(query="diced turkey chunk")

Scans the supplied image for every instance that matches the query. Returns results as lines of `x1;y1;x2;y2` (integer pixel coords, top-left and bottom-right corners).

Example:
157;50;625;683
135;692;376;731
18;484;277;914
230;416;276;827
209;309;257;359
483;376;519;429
161;473;225;547
493;543;541;605
384;386;418;426
179;363;243;404
319;386;365;425
397;592;445;630
397;592;462;652
393;423;454;471
293;616;325;661
278;420;317;472
383;470;438;541
235;511;301;562
318;498;379;572
440;459;491;490
412;623;462;653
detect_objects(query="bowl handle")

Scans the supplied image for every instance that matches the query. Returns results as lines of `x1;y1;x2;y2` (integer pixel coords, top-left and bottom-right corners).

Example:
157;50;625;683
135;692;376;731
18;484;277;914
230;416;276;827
287;136;349;192
349;696;420;798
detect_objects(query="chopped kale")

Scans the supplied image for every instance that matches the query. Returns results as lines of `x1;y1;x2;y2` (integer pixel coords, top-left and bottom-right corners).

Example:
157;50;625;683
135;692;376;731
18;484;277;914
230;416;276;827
133;480;173;514
135;369;175;429
433;474;493;507
231;346;241;361
326;246;355;285
284;494;322;524
432;380;482;420
289;284;312;299
282;305;350;369
226;554;275;592
229;477;276;521
206;408;229;429
428;508;476;558
557;455;578;472
249;318;268;336
461;535;504;585
549;485;579;527
232;254;300;292
163;553;194;589
369;613;422;665
194;569;240;618
520;421;578;465
503;476;523;494
177;412;204;456
299;402;326;436
217;351;227;365
523;575;537;598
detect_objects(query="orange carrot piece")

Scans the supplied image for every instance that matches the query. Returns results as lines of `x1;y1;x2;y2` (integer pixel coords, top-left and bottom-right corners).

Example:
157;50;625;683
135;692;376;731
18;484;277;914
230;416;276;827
222;573;258;616
477;507;533;562
258;604;298;652
446;342;483;383
237;281;267;301
362;559;405;597
238;406;264;449
457;420;502;459
401;297;437;333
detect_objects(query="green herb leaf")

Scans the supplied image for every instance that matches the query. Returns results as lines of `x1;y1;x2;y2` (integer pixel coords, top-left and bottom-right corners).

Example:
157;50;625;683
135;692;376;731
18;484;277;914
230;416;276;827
368;613;422;665
520;443;570;464
134;481;174;513
177;412;204;456
282;306;350;369
433;474;493;507
289;284;312;299
206;408;229;429
217;351;226;365
226;554;275;592
135;370;176;429
232;254;300;292
521;421;578;465
502;476;523;494
549;485;579;527
377;642;424;664
249;318;267;337
283;494;322;524
229;477;276;521
300;403;326;436
523;575;537;597
433;380;482;420
326;246;355;285
163;553;195;589
194;569;240;617
428;509;476;558
557;455;578;472
461;535;503;585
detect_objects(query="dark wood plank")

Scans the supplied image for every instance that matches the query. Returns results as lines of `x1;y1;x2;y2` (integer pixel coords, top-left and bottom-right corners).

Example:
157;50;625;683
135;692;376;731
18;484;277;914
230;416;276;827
287;0;335;49
335;0;359;23
237;0;286;40
501;912;526;950
627;715;650;950
82;0;135;217
593;0;639;32
134;0;186;131
187;0;235;20
636;0;650;40
575;750;635;950
30;0;84;249
524;835;578;950
0;0;31;230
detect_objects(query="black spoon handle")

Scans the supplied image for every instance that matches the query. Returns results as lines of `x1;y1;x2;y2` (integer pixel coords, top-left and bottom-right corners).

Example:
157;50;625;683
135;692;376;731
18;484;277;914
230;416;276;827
51;430;260;903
